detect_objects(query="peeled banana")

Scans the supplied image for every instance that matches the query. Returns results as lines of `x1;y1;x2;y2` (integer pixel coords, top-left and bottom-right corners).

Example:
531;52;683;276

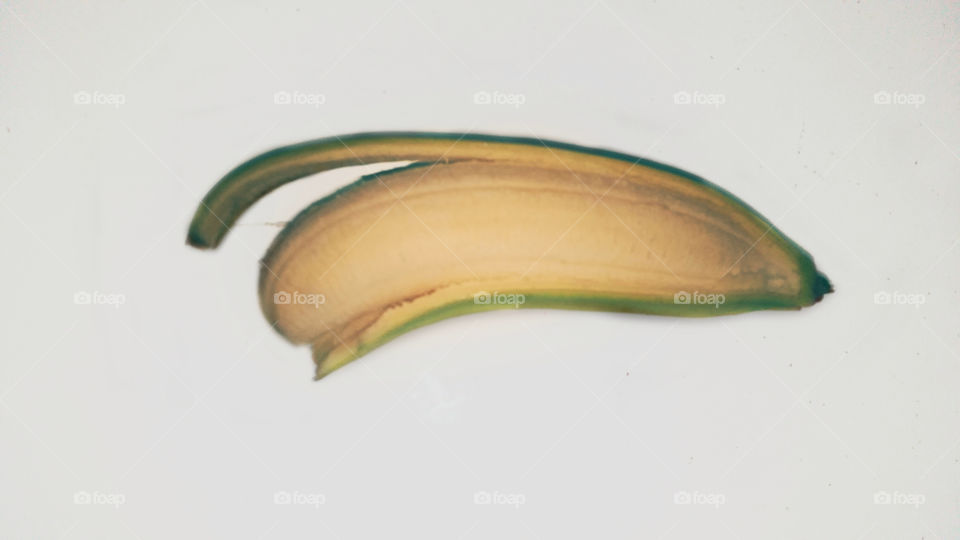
187;132;832;379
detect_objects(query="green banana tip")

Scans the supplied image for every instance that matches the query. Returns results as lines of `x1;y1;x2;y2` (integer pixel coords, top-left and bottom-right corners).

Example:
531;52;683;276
813;271;834;303
186;226;215;250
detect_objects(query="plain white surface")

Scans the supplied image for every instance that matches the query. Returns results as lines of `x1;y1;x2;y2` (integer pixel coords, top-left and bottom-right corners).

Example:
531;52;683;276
2;0;959;538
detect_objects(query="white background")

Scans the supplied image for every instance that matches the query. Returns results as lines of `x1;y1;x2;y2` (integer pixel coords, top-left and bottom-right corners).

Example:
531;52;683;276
2;0;959;538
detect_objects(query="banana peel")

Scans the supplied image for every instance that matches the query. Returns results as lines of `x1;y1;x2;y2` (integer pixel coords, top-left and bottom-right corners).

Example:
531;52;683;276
187;132;832;379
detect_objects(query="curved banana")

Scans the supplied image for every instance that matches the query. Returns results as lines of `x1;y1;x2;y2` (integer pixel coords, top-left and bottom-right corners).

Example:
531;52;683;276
187;132;832;379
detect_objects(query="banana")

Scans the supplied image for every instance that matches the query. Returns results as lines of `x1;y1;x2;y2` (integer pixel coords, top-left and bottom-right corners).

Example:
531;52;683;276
188;132;832;379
